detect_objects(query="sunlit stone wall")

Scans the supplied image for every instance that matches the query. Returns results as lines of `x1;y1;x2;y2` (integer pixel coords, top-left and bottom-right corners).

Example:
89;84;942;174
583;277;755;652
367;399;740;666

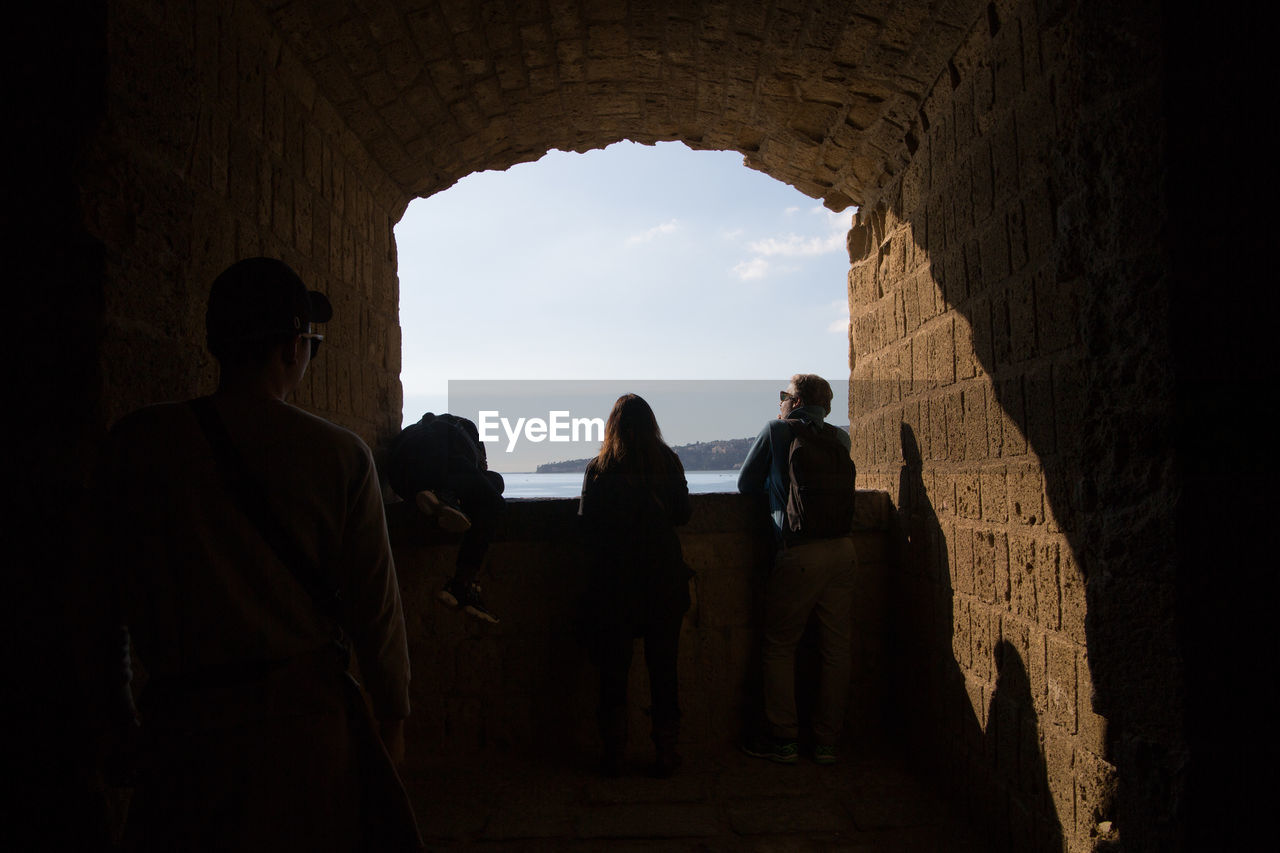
846;1;1177;851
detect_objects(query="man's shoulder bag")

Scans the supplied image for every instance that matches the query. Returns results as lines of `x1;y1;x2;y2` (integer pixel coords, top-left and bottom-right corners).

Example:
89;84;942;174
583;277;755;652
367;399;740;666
189;397;422;852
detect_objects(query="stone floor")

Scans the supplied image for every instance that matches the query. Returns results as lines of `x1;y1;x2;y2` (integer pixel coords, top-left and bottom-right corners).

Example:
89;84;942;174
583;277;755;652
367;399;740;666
401;740;981;852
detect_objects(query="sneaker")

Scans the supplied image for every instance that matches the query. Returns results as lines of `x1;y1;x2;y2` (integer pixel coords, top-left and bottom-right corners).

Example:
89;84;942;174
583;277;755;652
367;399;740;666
741;734;799;764
415;489;471;533
813;744;838;765
437;579;499;624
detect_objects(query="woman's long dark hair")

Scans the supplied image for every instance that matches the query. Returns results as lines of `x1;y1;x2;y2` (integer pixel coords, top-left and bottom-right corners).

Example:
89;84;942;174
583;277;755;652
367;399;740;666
594;394;672;483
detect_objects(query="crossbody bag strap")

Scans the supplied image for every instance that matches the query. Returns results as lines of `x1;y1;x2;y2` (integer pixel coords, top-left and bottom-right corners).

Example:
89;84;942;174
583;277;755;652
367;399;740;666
188;397;346;633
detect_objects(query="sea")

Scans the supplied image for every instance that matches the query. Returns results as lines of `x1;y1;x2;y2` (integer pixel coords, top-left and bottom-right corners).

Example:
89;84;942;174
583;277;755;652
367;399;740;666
501;469;740;499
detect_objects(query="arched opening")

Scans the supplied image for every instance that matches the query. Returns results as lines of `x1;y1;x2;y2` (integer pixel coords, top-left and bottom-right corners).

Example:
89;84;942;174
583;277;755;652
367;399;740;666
393;140;854;487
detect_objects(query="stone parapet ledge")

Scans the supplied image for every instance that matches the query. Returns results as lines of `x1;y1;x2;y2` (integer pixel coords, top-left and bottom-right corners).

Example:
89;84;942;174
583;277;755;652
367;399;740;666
387;490;895;765
387;489;894;545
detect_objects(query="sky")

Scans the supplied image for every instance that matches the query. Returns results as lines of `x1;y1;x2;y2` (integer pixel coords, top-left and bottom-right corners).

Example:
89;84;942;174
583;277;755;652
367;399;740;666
394;141;856;471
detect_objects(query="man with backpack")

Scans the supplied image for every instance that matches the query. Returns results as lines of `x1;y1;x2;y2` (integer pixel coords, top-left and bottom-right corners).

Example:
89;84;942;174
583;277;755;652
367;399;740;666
737;373;857;765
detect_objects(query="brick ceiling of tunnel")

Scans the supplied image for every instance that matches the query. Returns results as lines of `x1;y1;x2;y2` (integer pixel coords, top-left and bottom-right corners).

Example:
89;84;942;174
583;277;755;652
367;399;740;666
263;0;988;208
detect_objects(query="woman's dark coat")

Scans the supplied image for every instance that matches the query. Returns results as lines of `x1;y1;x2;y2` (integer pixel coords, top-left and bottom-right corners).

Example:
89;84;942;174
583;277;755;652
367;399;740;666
578;446;693;635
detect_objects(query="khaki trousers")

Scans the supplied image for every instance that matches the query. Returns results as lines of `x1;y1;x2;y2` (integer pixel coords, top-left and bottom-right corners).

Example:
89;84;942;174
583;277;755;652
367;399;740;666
761;536;857;744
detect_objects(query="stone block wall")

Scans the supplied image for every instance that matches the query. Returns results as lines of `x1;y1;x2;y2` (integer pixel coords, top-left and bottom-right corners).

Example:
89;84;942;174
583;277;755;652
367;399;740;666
11;1;1214;848
82;0;404;445
846;1;1177;851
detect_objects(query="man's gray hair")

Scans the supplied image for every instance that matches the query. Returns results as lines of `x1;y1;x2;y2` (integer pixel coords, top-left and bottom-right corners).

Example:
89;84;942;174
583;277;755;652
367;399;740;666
791;374;834;415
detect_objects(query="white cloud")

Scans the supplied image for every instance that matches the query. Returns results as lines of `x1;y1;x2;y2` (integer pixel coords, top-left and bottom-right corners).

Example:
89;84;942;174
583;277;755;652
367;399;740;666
625;218;680;245
721;227;744;240
747;231;845;257
729;207;849;279
733;258;770;280
827;298;850;334
747;207;850;257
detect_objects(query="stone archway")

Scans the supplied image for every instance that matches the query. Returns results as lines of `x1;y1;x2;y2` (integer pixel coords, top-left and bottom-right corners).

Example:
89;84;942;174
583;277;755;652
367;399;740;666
13;1;1224;851
264;0;984;213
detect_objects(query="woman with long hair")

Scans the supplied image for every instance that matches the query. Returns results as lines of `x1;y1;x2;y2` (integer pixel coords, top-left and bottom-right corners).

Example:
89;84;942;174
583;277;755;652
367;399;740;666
578;394;692;777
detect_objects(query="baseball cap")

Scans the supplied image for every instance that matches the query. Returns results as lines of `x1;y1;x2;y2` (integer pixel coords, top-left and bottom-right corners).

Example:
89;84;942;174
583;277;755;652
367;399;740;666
206;257;333;355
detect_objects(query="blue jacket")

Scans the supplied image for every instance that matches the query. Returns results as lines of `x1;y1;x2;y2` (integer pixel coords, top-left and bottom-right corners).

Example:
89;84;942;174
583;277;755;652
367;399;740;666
737;405;852;538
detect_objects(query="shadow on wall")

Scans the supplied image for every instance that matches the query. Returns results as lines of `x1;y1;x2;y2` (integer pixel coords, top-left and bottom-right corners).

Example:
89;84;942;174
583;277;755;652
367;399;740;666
846;3;1185;845
895;423;1068;852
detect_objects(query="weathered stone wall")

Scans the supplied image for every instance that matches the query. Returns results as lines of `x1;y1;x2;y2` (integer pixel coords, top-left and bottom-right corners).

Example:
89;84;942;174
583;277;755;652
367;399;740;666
260;0;989;213
388;491;895;766
82;0;404;445
847;0;1176;850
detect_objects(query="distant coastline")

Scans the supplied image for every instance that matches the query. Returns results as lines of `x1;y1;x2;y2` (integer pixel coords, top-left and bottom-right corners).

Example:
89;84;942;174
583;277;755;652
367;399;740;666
536;436;755;473
535;427;849;473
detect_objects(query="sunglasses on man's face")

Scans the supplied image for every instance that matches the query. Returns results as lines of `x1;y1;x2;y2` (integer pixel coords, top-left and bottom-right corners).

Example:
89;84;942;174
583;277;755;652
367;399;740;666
300;332;324;358
779;390;795;403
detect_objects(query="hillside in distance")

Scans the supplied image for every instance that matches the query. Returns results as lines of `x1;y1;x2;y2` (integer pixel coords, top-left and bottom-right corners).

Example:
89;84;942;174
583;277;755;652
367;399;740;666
534;427;849;473
536;436;755;474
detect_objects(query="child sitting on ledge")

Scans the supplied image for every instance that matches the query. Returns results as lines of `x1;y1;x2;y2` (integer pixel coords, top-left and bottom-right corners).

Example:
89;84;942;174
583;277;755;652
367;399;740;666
387;413;506;622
